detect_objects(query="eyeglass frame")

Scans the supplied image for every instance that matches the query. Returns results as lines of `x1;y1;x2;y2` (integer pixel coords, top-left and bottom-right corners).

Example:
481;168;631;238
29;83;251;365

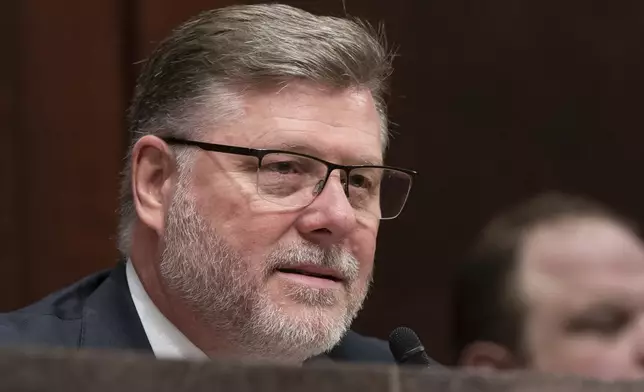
161;137;418;219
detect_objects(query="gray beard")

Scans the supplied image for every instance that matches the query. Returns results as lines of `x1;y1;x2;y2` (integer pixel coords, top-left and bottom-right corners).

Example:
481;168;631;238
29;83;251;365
158;180;371;363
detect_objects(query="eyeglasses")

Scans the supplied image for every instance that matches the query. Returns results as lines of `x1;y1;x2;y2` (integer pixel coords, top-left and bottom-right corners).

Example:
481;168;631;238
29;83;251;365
163;137;418;220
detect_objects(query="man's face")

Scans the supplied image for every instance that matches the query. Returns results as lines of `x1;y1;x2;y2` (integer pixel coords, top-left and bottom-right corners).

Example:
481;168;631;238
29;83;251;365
519;218;644;380
159;82;383;361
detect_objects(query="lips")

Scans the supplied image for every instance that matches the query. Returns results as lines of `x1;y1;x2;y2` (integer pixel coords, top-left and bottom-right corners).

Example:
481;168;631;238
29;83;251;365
275;265;344;283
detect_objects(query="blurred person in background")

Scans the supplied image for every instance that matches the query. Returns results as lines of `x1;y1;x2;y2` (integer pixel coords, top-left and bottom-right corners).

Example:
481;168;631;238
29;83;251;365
0;3;419;365
453;192;644;380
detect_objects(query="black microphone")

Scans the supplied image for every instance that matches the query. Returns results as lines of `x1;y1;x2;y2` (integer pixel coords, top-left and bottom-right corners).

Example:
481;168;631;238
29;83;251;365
388;326;440;367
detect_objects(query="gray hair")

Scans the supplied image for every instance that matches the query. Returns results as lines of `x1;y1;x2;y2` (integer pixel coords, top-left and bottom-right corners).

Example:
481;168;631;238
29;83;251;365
118;3;394;256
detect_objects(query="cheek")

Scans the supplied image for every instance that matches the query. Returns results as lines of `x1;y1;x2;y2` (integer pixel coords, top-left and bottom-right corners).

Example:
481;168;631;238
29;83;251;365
350;228;378;279
533;337;626;375
222;213;298;257
194;183;297;253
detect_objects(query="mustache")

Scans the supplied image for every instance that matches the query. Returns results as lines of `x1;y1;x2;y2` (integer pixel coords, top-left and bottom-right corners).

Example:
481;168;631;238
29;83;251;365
264;243;360;283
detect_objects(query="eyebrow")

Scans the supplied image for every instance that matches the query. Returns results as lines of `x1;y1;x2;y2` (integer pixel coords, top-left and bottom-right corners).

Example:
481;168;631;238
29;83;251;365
268;142;383;166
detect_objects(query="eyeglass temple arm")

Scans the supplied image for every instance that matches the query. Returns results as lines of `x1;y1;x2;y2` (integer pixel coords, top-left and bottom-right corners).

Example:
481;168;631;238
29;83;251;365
162;137;260;158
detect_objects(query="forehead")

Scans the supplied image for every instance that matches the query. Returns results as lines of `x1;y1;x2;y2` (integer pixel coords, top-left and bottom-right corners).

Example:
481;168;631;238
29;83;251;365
208;82;383;164
518;218;644;310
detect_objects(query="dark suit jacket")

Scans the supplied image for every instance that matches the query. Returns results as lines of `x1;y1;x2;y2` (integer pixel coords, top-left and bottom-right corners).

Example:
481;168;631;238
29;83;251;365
0;262;394;363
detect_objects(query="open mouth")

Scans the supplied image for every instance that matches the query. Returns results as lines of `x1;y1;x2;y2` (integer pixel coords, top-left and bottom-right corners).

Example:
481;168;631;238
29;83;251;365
276;267;343;283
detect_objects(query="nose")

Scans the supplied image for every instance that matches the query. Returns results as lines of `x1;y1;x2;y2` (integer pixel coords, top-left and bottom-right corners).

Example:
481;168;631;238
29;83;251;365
294;172;357;247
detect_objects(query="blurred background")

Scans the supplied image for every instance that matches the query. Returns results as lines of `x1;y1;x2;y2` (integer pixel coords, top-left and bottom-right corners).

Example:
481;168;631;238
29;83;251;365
3;0;644;364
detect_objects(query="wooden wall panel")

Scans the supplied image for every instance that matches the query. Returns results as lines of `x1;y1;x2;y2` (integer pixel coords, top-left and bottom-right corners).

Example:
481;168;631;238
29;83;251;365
0;0;25;310
131;0;242;70
16;0;127;304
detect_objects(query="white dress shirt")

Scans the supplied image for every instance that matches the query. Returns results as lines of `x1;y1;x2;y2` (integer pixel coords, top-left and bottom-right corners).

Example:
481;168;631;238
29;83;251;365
126;260;208;360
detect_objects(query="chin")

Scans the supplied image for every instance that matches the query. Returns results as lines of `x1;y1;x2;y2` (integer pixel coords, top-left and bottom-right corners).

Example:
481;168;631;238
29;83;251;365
275;290;347;311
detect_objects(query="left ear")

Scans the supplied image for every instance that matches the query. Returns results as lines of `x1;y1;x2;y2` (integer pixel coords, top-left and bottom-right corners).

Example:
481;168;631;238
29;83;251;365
130;135;177;237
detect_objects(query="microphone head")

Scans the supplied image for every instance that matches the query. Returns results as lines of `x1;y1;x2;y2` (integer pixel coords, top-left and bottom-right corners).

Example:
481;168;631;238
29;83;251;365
388;326;425;364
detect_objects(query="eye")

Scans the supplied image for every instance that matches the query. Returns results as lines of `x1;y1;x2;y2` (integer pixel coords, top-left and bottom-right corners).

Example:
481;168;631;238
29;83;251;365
349;173;371;189
349;168;383;191
565;306;631;337
263;160;301;174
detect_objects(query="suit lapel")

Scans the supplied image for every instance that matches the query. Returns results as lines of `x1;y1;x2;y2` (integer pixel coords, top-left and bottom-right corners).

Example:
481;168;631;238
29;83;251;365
304;353;333;365
80;262;152;353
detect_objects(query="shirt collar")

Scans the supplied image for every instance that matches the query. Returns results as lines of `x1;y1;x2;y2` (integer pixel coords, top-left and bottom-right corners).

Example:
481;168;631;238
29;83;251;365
126;260;208;360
